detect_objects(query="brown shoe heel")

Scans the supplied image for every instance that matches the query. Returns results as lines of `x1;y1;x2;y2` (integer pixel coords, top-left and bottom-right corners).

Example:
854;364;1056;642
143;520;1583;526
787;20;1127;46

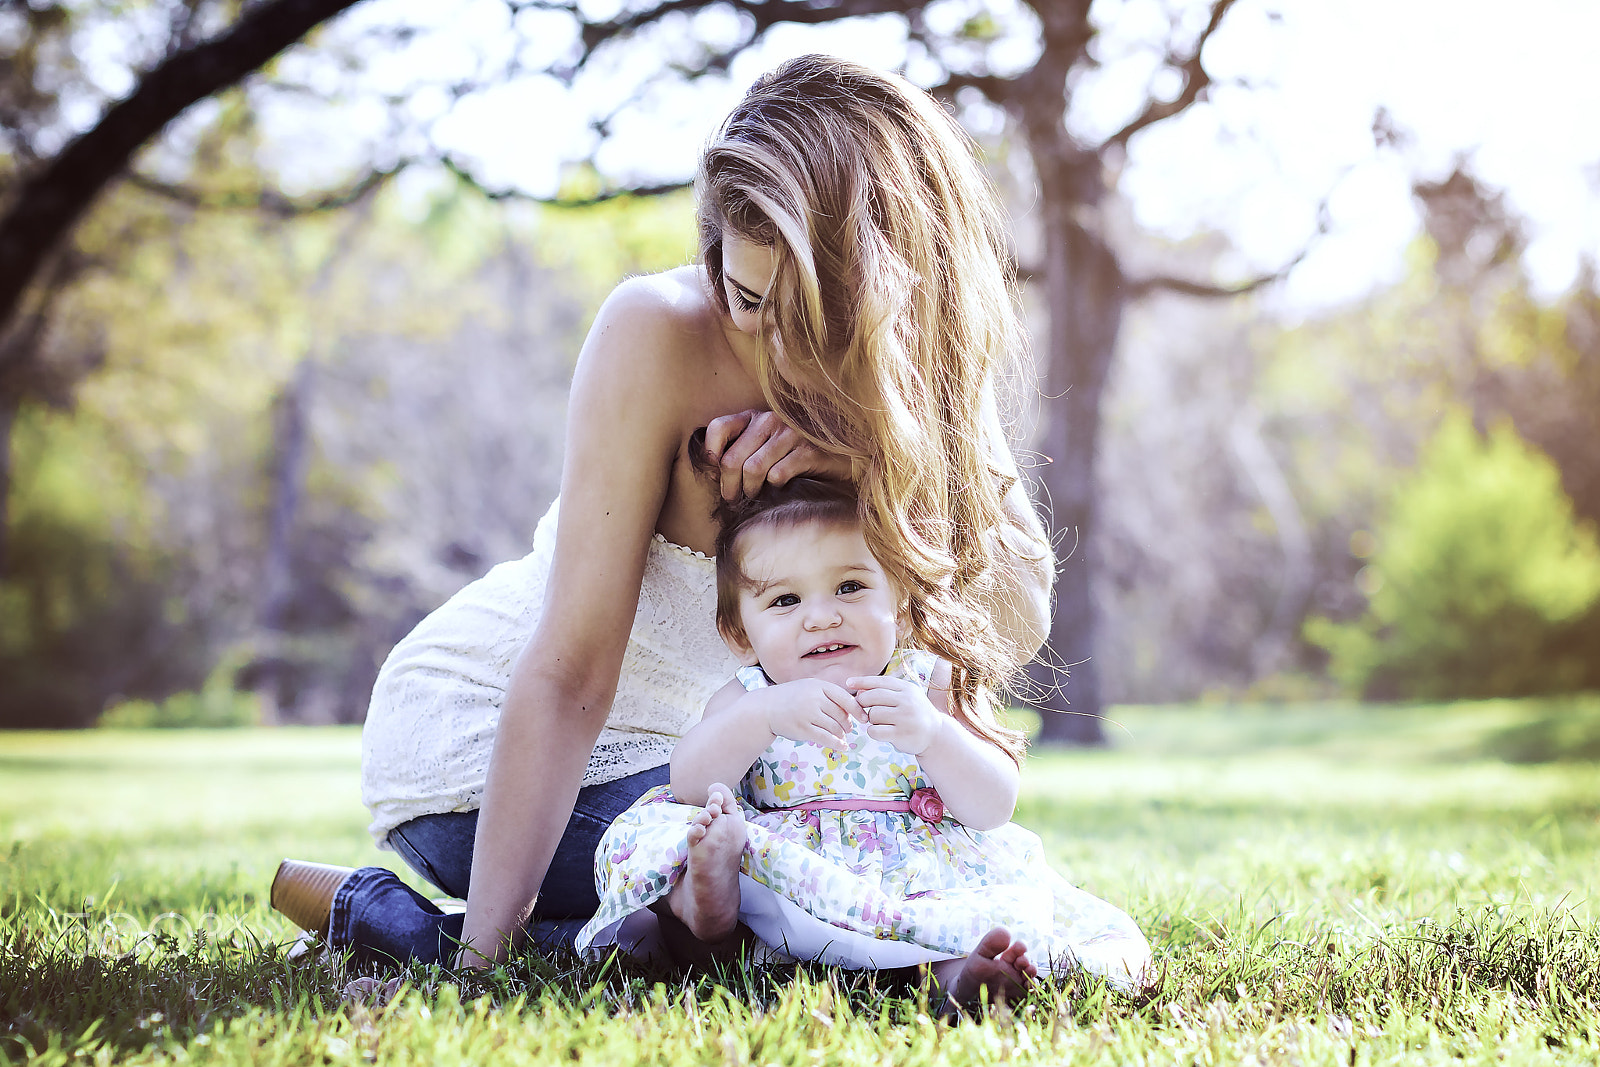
270;859;355;934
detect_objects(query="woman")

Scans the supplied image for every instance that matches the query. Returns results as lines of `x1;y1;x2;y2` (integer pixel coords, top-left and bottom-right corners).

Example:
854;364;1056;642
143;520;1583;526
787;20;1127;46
270;54;1054;969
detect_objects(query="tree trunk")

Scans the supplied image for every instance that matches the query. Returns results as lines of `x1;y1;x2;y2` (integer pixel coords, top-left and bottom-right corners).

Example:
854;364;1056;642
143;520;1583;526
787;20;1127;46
1024;143;1125;744
254;359;314;724
0;397;12;579
0;0;363;345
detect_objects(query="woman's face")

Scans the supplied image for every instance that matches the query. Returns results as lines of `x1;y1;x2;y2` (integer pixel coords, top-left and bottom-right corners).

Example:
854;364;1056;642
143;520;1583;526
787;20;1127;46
720;233;777;336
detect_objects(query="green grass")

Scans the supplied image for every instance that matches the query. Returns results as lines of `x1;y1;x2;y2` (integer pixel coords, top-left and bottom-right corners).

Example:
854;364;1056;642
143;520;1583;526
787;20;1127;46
4;696;1600;1064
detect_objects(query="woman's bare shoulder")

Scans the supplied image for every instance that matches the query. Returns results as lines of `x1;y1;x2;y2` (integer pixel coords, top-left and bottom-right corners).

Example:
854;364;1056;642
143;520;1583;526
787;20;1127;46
568;266;733;445
598;266;718;343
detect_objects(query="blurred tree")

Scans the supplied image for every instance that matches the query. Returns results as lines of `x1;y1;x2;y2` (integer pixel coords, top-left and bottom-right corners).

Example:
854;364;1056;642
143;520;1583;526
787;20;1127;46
1092;269;1318;703
4;0;1314;738
0;404;212;727
1410;169;1600;532
1;162;693;727
1232;164;1600;705
1306;411;1600;700
0;0;371;572
492;0;1303;741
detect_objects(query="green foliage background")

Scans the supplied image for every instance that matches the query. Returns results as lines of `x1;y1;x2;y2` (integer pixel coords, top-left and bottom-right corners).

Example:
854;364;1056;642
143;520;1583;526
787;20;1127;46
0;170;698;729
1308;411;1600;699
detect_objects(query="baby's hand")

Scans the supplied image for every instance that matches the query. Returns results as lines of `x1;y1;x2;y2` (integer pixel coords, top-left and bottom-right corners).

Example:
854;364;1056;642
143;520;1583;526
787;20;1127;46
757;679;862;749
850;675;944;755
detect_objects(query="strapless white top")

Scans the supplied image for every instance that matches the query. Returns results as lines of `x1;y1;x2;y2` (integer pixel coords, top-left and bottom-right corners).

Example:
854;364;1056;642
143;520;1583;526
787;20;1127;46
360;498;741;847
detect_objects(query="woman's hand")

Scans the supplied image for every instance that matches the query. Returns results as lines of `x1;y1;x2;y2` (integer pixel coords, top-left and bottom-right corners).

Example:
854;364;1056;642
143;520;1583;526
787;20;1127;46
850;674;945;755
703;409;853;501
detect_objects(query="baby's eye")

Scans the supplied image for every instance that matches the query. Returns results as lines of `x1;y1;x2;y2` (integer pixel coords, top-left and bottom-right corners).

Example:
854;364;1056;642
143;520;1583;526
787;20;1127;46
837;581;864;595
770;593;800;609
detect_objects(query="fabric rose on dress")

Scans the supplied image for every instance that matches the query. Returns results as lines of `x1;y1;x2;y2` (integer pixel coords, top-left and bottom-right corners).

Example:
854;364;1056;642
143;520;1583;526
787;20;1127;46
908;787;945;823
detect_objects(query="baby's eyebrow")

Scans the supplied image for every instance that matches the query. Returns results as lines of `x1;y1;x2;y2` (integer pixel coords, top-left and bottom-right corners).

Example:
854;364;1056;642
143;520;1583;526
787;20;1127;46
746;577;783;598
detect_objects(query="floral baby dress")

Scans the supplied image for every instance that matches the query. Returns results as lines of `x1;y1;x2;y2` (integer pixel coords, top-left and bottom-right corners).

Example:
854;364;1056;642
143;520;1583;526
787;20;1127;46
576;650;1152;990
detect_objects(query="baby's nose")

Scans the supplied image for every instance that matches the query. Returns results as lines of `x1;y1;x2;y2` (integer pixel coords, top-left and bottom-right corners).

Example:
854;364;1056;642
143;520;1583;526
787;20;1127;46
803;604;843;628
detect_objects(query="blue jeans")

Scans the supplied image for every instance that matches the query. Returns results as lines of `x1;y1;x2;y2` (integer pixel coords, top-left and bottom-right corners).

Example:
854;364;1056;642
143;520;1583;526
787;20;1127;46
328;765;668;966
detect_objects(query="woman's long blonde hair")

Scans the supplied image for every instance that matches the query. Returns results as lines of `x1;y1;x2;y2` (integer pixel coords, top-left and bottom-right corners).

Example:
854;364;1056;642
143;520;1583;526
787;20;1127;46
698;55;1034;760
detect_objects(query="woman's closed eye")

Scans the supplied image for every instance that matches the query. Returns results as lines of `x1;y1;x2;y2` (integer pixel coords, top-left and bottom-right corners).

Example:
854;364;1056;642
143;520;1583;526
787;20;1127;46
730;287;762;313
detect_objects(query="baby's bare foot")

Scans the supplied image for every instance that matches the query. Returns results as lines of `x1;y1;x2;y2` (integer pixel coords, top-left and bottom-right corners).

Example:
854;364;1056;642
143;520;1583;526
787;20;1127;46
669;783;746;943
932;927;1039;1012
341;976;403;1007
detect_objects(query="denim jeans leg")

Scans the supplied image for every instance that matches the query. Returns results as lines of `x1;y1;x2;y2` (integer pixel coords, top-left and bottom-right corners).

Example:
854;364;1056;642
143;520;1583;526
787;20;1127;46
330;764;669;965
327;866;466;968
525;764;671;951
388;811;477;898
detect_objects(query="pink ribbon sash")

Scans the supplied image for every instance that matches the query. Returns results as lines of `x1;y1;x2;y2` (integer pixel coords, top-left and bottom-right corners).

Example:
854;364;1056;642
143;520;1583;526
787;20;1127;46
763;798;911;813
759;787;947;823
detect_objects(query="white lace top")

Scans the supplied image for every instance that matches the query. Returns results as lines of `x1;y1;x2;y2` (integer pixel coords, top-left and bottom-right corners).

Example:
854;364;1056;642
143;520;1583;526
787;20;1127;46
360;498;742;847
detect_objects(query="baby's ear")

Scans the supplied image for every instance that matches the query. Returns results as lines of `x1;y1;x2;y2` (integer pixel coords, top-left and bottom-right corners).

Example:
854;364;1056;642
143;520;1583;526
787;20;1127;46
720;624;762;666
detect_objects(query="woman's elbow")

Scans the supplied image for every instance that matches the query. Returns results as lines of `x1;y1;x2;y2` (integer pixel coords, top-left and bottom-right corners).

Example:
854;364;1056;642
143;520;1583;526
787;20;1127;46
505;653;618;733
989;525;1054;661
1014;575;1052;654
995;570;1053;664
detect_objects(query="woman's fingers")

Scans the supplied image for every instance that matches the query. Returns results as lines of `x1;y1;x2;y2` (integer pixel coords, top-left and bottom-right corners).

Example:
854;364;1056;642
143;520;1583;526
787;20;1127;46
738;425;803;498
767;445;853;486
716;413;784;501
703;410;757;460
704;410;761;500
705;409;851;500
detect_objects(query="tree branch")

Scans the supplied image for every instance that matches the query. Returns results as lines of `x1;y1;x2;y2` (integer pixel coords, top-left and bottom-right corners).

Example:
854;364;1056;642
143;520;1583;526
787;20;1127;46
1127;267;1286;299
0;0;364;333
927;69;1017;106
439;156;690;206
571;0;925;72
1104;0;1240;150
124;163;405;218
1125;200;1332;299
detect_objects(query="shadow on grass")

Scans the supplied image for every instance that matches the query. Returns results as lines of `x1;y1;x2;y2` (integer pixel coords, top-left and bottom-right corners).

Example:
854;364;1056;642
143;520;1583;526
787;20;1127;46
1481;701;1600;763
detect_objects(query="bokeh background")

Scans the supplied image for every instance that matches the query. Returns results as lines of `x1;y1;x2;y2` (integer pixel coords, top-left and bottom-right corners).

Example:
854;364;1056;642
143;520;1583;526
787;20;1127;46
3;0;1598;742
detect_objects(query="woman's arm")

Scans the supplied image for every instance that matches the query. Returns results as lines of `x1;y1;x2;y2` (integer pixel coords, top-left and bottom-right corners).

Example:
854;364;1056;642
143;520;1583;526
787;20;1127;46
979;386;1055;664
456;280;690;967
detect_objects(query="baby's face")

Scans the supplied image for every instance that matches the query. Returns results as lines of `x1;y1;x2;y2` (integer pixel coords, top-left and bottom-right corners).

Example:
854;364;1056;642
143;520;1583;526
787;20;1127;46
731;520;903;687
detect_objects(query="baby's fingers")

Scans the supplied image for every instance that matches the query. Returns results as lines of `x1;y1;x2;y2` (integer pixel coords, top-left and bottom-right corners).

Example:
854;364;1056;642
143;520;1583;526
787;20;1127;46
820;681;866;721
802;721;848;748
848;675;912;697
864;723;900;745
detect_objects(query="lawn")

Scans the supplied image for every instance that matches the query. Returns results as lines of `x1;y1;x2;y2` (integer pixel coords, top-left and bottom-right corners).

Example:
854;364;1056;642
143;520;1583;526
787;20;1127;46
3;697;1599;1064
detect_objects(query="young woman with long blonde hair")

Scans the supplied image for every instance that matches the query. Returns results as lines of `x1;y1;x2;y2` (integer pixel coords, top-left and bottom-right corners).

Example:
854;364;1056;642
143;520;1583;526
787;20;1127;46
270;54;1058;972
